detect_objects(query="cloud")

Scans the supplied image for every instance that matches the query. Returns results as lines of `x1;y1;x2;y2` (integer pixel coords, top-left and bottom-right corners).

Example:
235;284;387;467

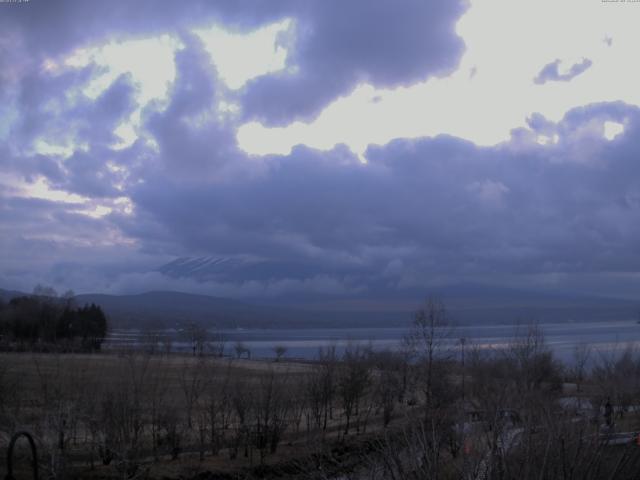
237;0;640;156
467;179;509;207
0;0;290;64
240;0;468;125
100;271;362;297
534;58;593;85
92;103;638;296
4;1;640;301
2;0;468;128
143;35;242;178
4;100;640;298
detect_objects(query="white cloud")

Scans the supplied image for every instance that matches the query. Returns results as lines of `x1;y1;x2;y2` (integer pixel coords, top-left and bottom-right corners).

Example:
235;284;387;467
236;0;640;157
193;19;292;90
1;174;134;220
66;34;180;103
604;120;624;140
61;35;181;150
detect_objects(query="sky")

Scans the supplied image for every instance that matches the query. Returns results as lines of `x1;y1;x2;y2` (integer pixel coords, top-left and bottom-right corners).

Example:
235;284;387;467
2;0;640;300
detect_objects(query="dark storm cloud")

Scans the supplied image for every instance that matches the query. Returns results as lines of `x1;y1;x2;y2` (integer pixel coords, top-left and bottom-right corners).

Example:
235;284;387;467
144;36;241;177
241;0;469;124
3;0;468;126
52;148;123;198
0;0;292;62
4;0;640;298
3;68;138;198
534;58;593;85
107;102;640;295
14;63;99;145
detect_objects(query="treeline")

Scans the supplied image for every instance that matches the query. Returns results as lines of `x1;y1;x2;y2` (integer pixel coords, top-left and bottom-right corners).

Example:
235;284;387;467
0;286;107;351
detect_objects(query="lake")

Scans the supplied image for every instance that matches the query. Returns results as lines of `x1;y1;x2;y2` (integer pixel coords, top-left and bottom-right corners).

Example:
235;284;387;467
105;320;640;365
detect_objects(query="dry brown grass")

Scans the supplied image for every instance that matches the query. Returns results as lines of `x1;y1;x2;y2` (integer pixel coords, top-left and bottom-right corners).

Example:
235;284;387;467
0;351;375;479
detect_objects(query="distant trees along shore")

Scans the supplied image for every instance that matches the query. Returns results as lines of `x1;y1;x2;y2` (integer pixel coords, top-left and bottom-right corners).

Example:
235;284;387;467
0;291;107;351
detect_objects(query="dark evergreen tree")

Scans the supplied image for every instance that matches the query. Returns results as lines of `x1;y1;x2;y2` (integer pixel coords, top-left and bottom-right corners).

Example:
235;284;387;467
0;294;108;351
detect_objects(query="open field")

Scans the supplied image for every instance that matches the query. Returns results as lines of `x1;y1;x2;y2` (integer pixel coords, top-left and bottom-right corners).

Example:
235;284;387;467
5;322;640;479
0;349;413;479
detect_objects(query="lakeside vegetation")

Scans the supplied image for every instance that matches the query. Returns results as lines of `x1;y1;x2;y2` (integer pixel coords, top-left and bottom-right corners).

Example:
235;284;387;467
2;298;640;479
0;287;107;352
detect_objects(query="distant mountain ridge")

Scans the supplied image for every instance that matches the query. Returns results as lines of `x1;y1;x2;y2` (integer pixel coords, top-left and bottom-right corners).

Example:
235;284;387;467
1;284;638;329
74;290;295;329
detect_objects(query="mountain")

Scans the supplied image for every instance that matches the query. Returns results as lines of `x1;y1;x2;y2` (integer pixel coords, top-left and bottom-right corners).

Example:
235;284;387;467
2;284;638;329
261;282;640;325
422;283;639;324
72;291;413;329
74;291;300;329
155;257;640;324
158;256;326;283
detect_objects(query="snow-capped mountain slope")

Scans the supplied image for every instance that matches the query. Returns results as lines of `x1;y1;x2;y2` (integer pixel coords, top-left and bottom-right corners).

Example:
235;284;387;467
159;257;252;279
157;256;329;283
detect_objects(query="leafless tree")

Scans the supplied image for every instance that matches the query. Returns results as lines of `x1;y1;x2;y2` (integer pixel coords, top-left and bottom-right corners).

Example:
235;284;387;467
145;356;170;461
183;323;208;356
591;344;640;423
140;328;162;355
273;344;287;362
161;334;173;355
201;359;233;456
234;341;251;359
571;342;592;393
370;350;404;428
253;368;292;461
338;343;371;435
405;297;454;412
32;354;88;479
317;345;338;431
179;356;207;429
158;406;183;460
209;328;226;357
229;378;253;460
97;354;151;479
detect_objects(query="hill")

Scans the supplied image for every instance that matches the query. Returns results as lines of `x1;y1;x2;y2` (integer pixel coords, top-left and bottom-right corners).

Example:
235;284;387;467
2;285;638;329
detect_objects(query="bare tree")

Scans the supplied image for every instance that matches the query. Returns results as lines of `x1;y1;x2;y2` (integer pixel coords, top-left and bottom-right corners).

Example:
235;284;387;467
591;345;640;424
253;368;291;461
183;323;208;356
140;328;162;355
318;345;338;431
273;345;287;362
405;297;454;412
161;333;173;355
179;357;207;429
234;341;251;359
97;354;151;479
370;350;404;428
229;378;253;460
145;356;170;461
32;354;89;479
338;343;371;435
210;328;226;357
200;359;233;457
571;342;592;393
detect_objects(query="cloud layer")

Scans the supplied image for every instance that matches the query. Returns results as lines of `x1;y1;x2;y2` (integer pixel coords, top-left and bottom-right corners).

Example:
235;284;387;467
2;0;640;301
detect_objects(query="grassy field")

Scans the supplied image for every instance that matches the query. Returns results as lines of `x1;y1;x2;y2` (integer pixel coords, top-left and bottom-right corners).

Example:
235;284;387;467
0;350;399;479
4;339;640;480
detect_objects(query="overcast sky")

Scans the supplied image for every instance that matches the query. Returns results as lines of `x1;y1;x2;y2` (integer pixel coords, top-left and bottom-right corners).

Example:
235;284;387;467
2;0;640;299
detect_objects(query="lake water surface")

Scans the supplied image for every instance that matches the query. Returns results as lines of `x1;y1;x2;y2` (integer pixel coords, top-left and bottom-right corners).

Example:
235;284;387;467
105;320;640;365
